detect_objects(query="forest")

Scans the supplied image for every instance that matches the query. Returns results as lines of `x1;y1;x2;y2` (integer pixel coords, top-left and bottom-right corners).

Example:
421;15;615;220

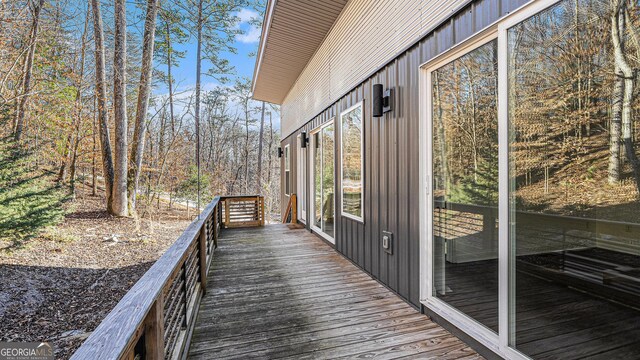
433;0;640;223
0;0;280;221
510;0;640;219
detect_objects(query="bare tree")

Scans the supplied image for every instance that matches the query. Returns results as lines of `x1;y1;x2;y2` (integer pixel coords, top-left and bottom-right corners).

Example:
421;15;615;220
13;0;45;141
195;0;203;210
256;101;265;194
610;0;640;194
91;0;115;213
112;0;128;216
59;2;90;184
129;0;160;208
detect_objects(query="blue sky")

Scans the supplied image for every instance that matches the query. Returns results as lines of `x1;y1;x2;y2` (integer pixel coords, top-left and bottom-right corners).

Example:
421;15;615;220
152;8;262;96
144;5;281;128
141;4;282;128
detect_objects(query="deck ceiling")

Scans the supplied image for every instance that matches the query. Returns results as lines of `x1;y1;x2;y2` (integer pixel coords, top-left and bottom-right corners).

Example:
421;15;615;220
251;0;349;104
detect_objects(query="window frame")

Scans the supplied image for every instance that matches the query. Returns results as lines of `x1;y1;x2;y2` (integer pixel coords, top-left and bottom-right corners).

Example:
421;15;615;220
497;0;603;356
284;144;290;196
339;101;365;223
310;119;336;244
296;133;307;222
420;28;500;357
418;1;564;359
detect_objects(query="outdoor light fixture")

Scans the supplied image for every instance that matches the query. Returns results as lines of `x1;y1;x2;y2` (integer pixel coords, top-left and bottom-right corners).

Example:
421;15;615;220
277;147;283;158
300;131;309;148
372;84;393;117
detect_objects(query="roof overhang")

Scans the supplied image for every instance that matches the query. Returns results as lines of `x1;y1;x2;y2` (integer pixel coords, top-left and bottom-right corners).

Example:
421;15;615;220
251;0;349;104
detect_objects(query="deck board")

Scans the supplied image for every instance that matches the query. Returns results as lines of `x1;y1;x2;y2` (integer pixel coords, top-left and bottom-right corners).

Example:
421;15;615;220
188;225;479;359
438;259;640;359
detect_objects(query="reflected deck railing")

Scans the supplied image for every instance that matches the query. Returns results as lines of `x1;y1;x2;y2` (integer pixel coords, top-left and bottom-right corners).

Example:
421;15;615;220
434;200;640;305
70;195;264;360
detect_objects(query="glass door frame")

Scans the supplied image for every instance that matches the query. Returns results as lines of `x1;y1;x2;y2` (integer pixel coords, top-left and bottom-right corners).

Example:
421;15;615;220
419;1;559;358
420;26;502;356
309;119;336;244
296;133;307;223
497;1;573;358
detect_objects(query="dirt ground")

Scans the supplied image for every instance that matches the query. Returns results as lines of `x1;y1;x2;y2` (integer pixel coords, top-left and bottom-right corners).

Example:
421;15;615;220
0;182;192;359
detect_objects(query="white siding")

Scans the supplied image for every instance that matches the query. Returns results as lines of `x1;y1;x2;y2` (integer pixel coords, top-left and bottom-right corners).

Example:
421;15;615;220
252;0;349;103
281;0;468;137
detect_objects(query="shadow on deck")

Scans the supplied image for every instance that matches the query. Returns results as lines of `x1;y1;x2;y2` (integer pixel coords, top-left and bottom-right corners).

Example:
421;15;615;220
188;225;482;359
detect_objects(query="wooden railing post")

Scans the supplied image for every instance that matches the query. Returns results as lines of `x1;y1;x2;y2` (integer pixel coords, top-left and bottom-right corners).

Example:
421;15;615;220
224;199;230;228
180;263;188;329
144;295;165;360
213;205;219;249
292;194;297;224
260;196;265;226
198;227;207;295
217;202;222;235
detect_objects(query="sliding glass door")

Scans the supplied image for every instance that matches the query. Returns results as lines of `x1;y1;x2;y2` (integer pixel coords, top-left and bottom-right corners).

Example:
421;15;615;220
421;0;640;358
428;38;499;333
506;0;640;358
311;121;335;242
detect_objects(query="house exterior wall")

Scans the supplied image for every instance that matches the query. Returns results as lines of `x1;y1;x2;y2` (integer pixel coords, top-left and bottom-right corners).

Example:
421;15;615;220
280;0;501;138
281;0;528;308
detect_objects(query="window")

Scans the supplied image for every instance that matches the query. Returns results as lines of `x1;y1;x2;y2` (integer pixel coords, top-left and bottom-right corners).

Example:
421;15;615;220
340;102;364;221
507;0;640;357
284;144;290;195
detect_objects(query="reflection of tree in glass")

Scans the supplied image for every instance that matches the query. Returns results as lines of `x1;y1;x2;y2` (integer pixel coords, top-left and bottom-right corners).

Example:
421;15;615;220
342;106;362;216
433;40;498;207
508;0;640;219
450;151;498;206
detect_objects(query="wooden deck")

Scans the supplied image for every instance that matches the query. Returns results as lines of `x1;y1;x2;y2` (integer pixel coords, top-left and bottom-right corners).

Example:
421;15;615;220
441;258;640;359
188;225;481;359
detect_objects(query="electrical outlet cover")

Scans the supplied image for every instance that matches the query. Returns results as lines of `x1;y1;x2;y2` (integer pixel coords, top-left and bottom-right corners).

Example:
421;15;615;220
382;231;393;255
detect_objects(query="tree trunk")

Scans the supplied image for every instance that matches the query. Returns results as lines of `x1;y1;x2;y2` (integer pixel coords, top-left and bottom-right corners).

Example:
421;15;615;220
112;0;128;216
609;0;625;185
129;0;159;209
58;132;73;182
609;71;623;184
611;1;640;194
244;100;250;194
151;19;175;197
69;124;81;194
92;95;97;196
91;0;115;212
433;72;451;194
59;3;89;184
256;101;265;194
14;0;45;142
194;0;203;210
267;111;273;186
166;20;176;139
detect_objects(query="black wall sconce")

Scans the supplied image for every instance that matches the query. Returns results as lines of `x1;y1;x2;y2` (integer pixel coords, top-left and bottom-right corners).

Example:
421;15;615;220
277;147;283;158
300;131;309;148
372;84;393;117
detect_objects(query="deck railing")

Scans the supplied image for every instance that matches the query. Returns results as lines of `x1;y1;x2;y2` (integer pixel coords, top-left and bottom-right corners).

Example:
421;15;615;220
434;200;640;305
71;195;264;360
221;195;265;228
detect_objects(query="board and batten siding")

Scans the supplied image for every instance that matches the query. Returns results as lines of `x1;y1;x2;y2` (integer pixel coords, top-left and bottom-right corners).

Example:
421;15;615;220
280;0;480;138
283;0;529;308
